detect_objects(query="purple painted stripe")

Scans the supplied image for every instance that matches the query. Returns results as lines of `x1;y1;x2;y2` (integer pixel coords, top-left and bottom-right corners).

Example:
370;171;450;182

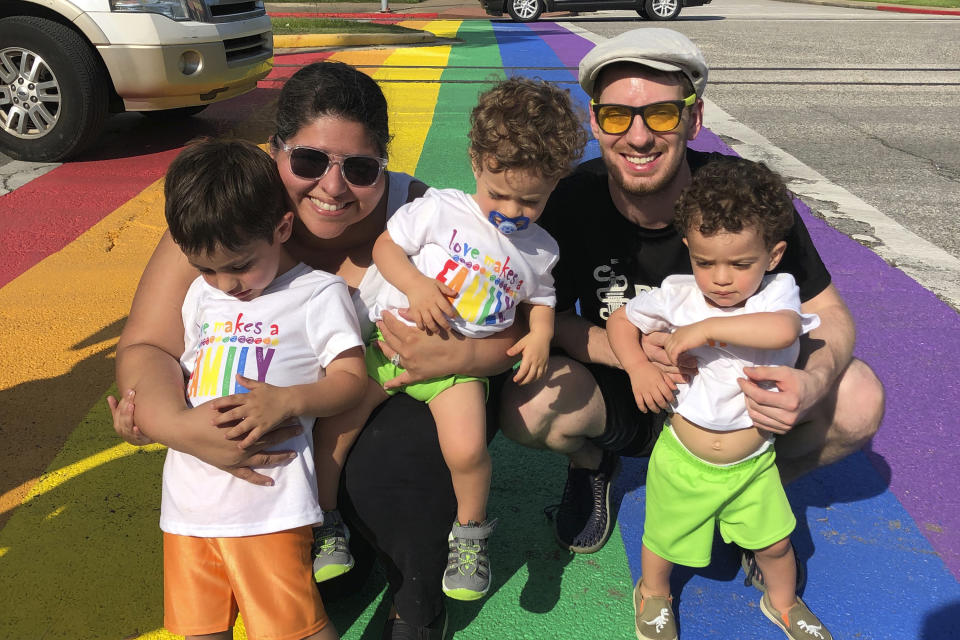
525;22;595;72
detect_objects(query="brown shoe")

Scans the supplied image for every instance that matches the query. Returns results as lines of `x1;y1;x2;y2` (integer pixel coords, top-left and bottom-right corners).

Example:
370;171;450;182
760;592;833;640
633;578;677;640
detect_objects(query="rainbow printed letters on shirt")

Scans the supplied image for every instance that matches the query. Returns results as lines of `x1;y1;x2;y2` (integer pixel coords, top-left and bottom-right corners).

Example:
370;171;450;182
185;312;279;399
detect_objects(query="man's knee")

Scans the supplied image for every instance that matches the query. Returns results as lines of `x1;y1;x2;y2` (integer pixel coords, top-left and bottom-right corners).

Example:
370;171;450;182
498;356;604;450
832;358;885;445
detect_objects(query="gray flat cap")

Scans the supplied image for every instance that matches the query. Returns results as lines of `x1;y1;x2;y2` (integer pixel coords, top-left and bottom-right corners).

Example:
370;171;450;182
579;28;708;98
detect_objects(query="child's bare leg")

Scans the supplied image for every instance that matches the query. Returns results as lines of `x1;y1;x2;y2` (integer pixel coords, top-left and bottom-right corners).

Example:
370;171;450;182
639;543;674;596
313;377;387;510
752;537;797;611
430;382;489;524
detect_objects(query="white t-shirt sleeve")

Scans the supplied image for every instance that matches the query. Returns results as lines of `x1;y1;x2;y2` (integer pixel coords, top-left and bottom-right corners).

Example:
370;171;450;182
180;277;206;374
305;279;365;367
624;286;673;334
747;273;821;335
526;241;558;308
384;193;440;256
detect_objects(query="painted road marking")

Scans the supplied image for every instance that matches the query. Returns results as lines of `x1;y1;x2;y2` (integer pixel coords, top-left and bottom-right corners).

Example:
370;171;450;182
1;20;958;640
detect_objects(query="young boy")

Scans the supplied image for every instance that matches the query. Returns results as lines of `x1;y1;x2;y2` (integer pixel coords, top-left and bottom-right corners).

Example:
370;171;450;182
607;157;833;640
311;77;588;601
159;139;366;640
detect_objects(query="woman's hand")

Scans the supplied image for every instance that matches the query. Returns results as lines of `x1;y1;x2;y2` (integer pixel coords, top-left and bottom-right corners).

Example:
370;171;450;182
107;389;154;446
376;312;467;388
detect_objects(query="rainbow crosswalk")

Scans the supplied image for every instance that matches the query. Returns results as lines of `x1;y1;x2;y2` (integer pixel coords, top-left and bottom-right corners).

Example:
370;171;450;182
0;19;958;640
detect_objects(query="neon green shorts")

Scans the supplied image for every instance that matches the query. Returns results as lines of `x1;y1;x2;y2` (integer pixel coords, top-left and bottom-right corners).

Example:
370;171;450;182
642;425;796;567
365;331;487;403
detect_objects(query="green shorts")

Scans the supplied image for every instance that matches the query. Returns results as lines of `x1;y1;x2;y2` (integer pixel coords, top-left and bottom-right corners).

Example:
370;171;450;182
642;425;796;568
365;331;487;404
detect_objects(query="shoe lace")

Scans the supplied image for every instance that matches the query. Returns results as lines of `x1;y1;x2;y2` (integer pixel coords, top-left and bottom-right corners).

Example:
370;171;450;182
453;539;483;576
314;523;346;556
742;550;764;588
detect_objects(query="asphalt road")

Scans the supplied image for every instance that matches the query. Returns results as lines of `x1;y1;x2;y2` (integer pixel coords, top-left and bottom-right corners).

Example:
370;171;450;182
562;0;960;286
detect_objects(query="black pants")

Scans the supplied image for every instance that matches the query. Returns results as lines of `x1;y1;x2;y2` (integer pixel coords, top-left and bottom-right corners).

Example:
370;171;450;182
331;373;506;627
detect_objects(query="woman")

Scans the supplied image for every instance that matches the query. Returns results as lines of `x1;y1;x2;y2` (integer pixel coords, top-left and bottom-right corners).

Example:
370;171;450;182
109;61;516;639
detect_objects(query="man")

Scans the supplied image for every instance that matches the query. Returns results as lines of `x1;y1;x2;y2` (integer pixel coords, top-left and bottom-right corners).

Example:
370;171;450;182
498;26;884;588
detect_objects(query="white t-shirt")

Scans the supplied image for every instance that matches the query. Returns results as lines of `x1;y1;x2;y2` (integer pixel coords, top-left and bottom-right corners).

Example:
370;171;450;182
365;187;558;338
160;263;363;537
624;273;820;432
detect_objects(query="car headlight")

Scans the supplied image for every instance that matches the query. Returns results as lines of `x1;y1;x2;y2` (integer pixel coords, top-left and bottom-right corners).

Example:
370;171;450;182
110;0;201;21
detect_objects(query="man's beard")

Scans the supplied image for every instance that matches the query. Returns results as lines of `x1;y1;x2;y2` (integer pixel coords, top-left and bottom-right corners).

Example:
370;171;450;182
606;147;685;197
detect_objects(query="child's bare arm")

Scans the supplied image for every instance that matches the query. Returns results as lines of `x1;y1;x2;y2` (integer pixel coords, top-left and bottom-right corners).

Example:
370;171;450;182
506;304;554;385
373;230;457;333
607;307;677;413
664;311;802;365
209;346;367;448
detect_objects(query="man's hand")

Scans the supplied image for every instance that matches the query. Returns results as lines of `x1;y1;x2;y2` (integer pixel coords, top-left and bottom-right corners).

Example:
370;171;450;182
738;365;822;434
404;278;458;333
628;363;677;413
641;331;698;383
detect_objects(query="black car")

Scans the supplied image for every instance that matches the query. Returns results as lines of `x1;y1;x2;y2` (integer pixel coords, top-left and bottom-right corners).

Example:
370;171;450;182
481;0;711;22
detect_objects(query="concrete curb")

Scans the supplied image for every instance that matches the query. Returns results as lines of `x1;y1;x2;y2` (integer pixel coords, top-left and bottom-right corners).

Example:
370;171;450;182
273;31;437;47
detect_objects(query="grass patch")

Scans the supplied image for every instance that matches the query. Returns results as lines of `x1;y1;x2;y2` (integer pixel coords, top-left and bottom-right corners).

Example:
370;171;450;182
271;17;423;33
849;0;959;6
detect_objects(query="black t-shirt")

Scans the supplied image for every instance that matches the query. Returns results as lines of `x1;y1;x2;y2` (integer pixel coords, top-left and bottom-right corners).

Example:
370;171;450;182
539;150;832;326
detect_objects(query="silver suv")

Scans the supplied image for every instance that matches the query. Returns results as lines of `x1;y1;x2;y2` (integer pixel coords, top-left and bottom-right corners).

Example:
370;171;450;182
0;0;273;162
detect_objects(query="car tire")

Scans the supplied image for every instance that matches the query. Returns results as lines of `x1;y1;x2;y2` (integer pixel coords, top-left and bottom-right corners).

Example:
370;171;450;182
636;7;649;18
140;105;209;120
507;0;543;21
0;16;109;162
643;0;682;20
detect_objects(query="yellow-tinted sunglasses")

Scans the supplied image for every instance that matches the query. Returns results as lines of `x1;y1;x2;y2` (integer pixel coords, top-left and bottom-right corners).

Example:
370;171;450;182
591;93;697;135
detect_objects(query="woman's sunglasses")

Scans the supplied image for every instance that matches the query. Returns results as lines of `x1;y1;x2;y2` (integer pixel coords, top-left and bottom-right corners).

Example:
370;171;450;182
272;136;387;187
591;94;697;135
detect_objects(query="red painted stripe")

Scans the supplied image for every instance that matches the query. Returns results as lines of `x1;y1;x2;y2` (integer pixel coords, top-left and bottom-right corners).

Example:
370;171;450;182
0;88;279;289
876;4;960;14
270;11;438;18
0;151;178;288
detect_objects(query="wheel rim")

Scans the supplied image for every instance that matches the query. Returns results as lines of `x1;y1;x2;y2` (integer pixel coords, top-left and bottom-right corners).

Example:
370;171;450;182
0;47;62;140
650;0;678;17
512;0;539;19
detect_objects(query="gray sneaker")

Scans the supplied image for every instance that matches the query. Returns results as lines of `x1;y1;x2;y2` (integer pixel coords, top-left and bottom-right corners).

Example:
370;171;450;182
441;519;497;601
760;593;833;640
312;508;354;583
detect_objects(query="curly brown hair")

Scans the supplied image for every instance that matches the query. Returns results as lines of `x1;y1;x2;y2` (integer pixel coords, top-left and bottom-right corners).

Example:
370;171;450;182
468;77;588;180
675;157;795;249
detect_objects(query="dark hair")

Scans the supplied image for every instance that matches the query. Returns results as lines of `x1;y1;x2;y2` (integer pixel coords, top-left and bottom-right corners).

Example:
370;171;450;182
468;77;588;180
274;61;390;157
675;156;795;248
164;138;288;255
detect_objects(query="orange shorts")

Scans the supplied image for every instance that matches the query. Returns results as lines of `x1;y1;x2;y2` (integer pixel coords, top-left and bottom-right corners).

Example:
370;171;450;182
163;527;329;640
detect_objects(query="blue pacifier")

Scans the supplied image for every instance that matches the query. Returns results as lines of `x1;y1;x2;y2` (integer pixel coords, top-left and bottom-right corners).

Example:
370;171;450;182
488;210;530;235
